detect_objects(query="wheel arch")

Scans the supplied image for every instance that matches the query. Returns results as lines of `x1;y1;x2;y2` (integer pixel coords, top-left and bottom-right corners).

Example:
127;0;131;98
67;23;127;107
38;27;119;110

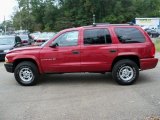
111;55;140;71
13;58;43;74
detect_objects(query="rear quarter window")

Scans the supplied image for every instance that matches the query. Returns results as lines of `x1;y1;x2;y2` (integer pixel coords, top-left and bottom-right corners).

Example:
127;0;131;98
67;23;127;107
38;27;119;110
115;27;145;43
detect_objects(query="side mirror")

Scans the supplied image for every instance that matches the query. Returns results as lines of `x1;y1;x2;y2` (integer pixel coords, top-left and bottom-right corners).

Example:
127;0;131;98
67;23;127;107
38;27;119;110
49;42;59;48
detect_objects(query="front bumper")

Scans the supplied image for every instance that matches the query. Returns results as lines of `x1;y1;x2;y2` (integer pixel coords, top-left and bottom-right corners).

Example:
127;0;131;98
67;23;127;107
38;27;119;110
140;58;158;70
4;63;14;73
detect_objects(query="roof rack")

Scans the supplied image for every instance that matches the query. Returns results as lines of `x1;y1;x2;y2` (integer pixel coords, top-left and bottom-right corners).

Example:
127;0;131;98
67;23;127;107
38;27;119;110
92;22;136;27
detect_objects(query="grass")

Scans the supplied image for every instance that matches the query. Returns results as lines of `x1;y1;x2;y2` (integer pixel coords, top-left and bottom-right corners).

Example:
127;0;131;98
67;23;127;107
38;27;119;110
154;38;160;52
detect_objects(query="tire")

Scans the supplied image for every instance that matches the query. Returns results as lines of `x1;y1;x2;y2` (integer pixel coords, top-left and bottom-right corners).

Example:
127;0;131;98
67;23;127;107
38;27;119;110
112;59;139;85
14;61;39;86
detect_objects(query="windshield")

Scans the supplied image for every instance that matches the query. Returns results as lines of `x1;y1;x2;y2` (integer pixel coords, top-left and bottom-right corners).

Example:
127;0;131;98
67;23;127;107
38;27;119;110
41;32;59;47
0;37;15;45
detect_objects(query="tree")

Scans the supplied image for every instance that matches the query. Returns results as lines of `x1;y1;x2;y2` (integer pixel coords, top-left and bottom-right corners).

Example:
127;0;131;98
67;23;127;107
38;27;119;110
12;0;160;32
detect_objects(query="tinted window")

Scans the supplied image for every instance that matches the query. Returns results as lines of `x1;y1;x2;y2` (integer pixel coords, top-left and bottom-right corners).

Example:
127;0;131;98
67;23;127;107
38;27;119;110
84;29;112;45
53;31;78;46
115;28;145;43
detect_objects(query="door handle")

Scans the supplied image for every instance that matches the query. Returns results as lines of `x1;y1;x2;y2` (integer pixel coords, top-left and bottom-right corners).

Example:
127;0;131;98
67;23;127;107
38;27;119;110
72;50;80;54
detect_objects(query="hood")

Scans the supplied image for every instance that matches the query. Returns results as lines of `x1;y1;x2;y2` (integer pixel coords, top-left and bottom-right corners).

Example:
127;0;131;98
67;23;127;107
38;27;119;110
0;45;14;50
8;45;42;53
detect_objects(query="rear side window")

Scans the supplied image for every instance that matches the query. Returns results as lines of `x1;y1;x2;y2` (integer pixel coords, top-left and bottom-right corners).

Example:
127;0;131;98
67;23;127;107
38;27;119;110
84;29;112;45
115;28;145;43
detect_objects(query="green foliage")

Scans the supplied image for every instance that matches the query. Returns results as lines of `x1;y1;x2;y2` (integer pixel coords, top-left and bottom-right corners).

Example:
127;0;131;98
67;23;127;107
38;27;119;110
12;0;160;32
155;39;160;52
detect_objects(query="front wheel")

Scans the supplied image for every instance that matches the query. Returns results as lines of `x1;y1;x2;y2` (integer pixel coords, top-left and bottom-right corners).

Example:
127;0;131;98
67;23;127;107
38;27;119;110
112;59;139;85
14;61;39;86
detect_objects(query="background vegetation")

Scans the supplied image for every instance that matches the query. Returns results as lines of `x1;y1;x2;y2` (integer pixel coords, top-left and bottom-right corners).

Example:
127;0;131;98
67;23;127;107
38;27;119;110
9;0;160;32
155;39;160;52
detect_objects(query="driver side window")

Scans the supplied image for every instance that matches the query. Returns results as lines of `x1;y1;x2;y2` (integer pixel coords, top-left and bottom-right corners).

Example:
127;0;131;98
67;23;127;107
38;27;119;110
53;31;79;46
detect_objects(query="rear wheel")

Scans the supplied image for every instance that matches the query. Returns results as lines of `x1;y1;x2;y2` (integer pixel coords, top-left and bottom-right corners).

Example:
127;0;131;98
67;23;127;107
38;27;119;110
14;61;39;86
112;59;139;85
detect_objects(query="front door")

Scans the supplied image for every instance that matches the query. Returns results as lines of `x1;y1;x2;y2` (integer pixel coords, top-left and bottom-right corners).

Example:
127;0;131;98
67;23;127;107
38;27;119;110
40;31;81;73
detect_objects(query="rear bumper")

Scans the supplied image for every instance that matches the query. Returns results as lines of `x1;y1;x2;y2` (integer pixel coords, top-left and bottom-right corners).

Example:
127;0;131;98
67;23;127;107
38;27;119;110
4;63;14;73
140;58;158;70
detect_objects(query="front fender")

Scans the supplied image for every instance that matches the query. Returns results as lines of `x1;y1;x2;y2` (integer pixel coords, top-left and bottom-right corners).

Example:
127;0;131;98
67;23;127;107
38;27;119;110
12;55;43;74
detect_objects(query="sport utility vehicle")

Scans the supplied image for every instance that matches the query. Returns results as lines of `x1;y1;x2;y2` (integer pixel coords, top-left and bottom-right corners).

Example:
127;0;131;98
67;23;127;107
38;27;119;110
4;24;158;86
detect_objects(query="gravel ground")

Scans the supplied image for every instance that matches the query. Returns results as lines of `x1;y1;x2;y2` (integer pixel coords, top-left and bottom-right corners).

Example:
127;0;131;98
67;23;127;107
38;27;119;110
0;53;159;120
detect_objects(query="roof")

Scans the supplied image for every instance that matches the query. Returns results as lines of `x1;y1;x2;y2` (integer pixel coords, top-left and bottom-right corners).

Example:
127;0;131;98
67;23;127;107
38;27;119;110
82;23;138;28
58;23;139;32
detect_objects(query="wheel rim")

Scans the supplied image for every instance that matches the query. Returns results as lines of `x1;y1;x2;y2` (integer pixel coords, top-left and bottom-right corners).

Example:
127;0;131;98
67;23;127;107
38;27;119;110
19;67;33;82
119;66;134;81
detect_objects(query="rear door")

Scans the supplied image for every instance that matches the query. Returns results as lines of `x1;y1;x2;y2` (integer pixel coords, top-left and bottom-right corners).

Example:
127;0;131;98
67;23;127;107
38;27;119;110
80;28;117;72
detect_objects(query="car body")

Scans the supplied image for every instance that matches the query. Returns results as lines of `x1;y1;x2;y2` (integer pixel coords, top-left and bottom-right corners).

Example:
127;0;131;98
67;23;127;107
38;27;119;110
145;28;159;38
0;35;22;60
30;32;41;40
18;35;33;45
34;32;56;46
4;24;158;86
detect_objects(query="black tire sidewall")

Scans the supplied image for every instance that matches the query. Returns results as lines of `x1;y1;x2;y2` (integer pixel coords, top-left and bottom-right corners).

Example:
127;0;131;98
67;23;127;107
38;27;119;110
14;62;38;86
112;60;139;85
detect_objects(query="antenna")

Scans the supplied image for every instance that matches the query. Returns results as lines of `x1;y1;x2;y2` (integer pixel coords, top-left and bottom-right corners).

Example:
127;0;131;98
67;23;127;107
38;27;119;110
93;14;96;26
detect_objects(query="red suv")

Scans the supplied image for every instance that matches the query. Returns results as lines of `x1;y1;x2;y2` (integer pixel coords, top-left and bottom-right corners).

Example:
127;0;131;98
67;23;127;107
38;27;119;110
4;24;158;86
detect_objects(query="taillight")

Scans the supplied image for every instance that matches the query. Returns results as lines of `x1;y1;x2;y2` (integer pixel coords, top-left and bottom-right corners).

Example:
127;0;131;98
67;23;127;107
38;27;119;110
37;40;43;42
37;40;46;42
150;44;156;57
22;40;28;43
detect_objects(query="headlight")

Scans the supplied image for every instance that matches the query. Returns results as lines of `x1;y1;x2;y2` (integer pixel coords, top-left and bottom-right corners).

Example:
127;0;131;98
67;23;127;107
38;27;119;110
5;57;8;63
4;49;10;53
